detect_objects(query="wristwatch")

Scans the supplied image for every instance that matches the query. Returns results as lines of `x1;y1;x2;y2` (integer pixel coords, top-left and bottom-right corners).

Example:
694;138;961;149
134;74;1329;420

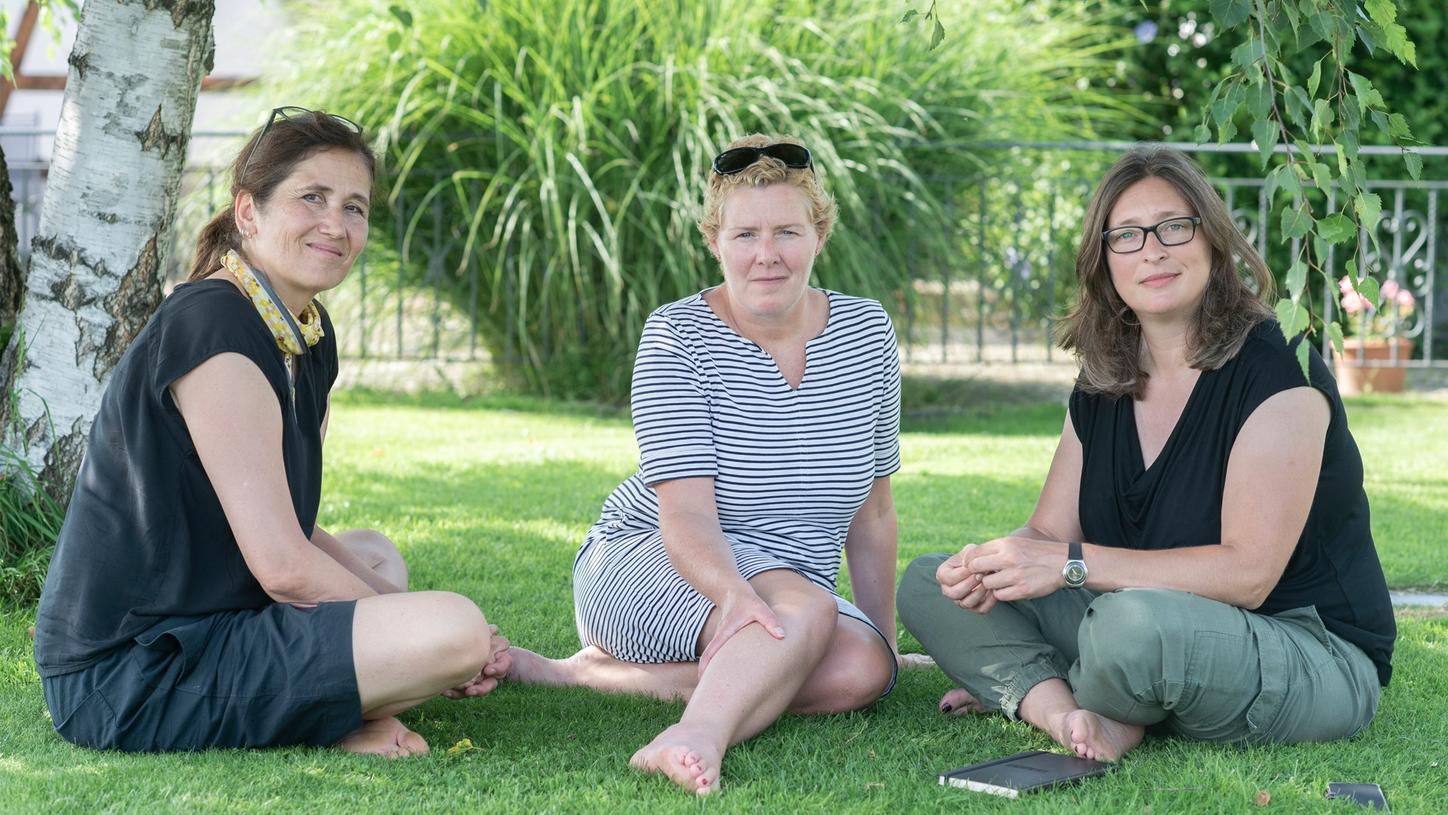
1061;541;1088;588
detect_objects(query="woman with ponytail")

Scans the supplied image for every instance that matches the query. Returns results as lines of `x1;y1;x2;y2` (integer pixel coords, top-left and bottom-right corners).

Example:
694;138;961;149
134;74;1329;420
33;107;509;756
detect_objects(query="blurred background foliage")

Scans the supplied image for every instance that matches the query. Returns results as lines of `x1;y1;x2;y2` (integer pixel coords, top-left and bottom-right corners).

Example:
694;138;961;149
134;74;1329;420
271;0;1143;399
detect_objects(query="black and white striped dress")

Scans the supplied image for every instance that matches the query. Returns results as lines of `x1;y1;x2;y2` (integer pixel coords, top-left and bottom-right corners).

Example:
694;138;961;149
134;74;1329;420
573;288;902;672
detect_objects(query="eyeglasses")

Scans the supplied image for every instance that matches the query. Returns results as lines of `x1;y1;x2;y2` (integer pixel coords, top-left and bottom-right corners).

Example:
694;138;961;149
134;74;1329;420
711;143;814;175
1102;216;1201;254
238;106;363;184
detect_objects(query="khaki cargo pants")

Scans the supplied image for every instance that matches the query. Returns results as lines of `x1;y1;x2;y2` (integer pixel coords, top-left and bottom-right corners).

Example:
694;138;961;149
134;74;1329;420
897;554;1381;743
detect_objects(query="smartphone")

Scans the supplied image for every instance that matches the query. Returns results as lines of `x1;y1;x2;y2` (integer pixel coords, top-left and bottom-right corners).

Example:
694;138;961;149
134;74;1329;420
1325;782;1389;811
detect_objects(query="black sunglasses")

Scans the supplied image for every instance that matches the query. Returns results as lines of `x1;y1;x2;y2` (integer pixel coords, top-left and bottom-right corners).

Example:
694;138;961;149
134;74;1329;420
238;106;363;183
711;143;814;175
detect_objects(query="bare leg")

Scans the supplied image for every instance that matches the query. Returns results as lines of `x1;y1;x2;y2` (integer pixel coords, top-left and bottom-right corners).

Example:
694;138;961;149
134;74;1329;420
1017;678;1144;762
338;590;491;757
628;571;890;794
509;612;893;714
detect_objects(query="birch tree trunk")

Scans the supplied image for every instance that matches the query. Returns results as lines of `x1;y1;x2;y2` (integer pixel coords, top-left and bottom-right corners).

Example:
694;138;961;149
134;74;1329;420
0;146;20;333
0;0;215;500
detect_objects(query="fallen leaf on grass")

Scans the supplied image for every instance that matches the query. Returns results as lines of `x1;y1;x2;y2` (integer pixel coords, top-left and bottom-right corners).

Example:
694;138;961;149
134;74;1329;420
1254;789;1271;806
447;738;480;755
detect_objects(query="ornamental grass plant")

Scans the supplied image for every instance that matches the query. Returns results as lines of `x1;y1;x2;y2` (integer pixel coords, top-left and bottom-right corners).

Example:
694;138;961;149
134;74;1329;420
269;0;1140;399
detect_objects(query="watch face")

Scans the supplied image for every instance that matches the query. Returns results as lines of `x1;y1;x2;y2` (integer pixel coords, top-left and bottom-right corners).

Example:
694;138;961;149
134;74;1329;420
1065;563;1087;585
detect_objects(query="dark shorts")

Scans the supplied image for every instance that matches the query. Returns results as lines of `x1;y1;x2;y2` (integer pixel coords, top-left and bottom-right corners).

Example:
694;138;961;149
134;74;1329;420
41;601;362;752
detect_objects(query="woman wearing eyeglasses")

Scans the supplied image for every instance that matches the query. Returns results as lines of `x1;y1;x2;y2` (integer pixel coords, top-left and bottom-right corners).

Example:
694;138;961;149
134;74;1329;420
33;108;509;756
509;134;908;794
898;148;1394;761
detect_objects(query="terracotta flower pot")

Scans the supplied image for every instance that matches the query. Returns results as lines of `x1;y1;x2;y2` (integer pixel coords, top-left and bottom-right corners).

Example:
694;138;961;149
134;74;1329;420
1333;338;1415;395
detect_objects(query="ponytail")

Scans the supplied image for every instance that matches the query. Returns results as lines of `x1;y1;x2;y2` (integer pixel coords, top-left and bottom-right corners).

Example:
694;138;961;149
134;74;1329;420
189;207;241;281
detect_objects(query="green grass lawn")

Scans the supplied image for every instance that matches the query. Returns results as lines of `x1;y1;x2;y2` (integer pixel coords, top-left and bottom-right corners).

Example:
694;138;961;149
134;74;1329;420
1;389;1445;812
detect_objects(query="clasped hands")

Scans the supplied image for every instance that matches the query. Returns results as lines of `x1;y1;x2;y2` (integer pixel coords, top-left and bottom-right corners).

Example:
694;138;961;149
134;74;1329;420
936;536;1069;614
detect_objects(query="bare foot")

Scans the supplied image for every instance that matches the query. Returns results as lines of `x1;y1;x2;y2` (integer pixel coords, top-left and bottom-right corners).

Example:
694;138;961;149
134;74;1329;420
444;625;512;699
507;645;611;687
1056;709;1143;762
629;723;723;796
338;716;430;758
939;687;984;717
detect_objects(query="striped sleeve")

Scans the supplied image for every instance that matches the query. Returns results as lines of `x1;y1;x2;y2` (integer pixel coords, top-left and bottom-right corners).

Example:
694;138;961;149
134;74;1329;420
631;312;718;485
874;310;902;477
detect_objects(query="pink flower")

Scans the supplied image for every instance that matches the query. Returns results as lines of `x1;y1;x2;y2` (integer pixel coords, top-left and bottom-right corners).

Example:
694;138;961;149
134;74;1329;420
1342;293;1367;314
1396;288;1416;310
1338;275;1355;295
1381;280;1401;300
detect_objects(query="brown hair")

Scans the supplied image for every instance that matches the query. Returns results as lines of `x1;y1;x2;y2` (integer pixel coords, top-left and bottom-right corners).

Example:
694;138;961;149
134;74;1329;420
697;134;836;247
188;109;377;280
1057;148;1274;398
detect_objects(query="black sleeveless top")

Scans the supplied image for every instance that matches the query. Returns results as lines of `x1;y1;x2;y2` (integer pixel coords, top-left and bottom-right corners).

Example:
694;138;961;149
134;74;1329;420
33;280;337;677
1069;320;1395;685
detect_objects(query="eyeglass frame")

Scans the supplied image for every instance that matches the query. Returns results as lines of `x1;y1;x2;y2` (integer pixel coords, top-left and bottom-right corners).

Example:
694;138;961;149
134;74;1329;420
711;143;814;176
1101;215;1202;254
237;106;363;187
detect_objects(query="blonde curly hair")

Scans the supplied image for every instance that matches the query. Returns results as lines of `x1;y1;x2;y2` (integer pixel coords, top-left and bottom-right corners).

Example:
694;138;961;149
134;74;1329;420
697;134;837;248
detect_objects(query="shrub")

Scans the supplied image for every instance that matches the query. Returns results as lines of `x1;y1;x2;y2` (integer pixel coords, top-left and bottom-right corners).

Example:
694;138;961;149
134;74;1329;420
273;0;1137;399
0;455;62;606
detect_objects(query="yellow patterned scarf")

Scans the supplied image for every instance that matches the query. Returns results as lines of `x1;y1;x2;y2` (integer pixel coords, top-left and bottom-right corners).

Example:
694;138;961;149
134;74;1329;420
220;249;324;356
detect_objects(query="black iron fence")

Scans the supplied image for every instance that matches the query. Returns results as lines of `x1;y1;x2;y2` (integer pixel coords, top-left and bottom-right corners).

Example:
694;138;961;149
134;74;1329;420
5;131;1444;369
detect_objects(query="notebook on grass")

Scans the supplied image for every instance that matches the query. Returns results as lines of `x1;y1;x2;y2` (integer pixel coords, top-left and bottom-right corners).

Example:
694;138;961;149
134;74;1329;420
939;750;1113;798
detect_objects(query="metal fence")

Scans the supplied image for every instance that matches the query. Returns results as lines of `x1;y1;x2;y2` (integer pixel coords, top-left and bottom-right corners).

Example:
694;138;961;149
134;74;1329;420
6;131;1445;368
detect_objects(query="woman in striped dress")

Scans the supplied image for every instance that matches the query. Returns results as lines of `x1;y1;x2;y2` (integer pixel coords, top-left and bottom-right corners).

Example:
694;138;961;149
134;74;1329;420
510;135;909;794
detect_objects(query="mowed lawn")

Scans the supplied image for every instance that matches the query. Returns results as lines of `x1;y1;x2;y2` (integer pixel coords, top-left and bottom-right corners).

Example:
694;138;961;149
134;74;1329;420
1;389;1445;813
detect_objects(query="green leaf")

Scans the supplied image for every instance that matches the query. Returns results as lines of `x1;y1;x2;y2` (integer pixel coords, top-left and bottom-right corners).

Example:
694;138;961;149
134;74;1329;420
1209;0;1252;30
1309;161;1332;192
931;16;945;50
1230;37;1265;69
1365;0;1397;28
1310;98;1334;138
1357;275;1380;310
1251;119;1279;168
1263;163;1300;202
1404;150;1423;181
1275;298;1309;338
1387;113;1412;141
1286;261;1308;299
1212;82;1244;127
1307;58;1323;98
1347;72;1385;112
388;4;413;27
1284;86;1312;129
1280;206;1312;240
900;9;920;23
1327;322;1345;356
387;30;402;51
1363;2;1418;67
1193;123;1212;144
1247;78;1273;120
1295;338;1311;382
1355;192;1383;231
1217;119;1238;144
1316;213;1356;244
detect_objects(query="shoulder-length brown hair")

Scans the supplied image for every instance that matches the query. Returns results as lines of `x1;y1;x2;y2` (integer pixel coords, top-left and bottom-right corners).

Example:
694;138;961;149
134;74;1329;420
188;110;376;281
1057;147;1274;398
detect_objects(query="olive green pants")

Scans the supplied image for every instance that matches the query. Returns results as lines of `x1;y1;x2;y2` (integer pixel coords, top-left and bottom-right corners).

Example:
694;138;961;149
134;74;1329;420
897;554;1381;744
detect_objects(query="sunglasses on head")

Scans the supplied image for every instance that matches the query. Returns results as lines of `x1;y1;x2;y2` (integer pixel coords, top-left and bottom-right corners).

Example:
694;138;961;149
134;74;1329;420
238;105;364;183
711;143;814;175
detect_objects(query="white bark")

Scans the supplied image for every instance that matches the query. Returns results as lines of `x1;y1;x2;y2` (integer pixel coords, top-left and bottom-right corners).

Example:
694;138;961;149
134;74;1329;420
1;0;215;498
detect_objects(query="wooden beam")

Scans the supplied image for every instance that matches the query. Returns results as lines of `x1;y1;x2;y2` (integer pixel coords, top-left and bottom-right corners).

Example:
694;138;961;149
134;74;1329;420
0;1;43;118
